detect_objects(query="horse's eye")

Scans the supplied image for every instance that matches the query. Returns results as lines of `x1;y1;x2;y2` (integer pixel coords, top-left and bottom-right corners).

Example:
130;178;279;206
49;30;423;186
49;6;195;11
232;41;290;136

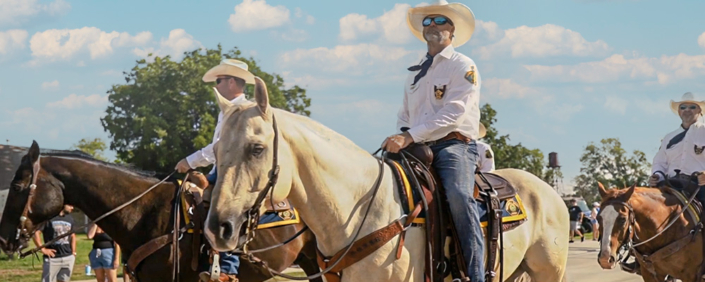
251;144;265;157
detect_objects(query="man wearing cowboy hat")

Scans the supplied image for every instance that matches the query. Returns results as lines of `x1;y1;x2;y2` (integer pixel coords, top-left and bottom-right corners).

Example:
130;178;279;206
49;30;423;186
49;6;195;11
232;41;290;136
650;92;705;202
175;59;256;282
381;0;485;280
476;123;495;172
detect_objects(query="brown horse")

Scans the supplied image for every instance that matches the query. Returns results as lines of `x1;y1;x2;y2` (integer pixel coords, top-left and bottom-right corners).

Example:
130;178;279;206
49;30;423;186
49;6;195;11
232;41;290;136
0;141;322;282
596;182;703;282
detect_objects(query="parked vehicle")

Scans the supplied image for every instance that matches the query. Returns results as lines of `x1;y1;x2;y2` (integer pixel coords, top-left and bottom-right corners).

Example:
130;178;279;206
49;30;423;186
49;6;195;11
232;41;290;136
562;196;593;234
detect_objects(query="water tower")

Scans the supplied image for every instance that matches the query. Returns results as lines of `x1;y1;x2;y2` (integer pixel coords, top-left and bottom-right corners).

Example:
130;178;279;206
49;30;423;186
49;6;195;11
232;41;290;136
547;152;563;193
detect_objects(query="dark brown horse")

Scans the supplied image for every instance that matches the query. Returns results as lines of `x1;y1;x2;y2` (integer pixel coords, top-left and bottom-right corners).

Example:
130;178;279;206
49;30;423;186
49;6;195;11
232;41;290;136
596;182;703;282
0;141;321;282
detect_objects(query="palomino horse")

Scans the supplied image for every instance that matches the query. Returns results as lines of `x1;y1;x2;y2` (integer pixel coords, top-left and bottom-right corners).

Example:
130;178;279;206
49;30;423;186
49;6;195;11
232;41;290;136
202;77;570;281
0;142;322;282
597;182;703;282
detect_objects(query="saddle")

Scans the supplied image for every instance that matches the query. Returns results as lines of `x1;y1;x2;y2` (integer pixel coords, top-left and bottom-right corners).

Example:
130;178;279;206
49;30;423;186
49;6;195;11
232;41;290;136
396;144;520;282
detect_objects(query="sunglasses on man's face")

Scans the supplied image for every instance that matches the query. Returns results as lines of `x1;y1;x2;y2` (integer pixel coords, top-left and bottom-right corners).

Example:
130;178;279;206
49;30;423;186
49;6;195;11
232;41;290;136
680;105;699;110
422;16;452;27
216;77;232;85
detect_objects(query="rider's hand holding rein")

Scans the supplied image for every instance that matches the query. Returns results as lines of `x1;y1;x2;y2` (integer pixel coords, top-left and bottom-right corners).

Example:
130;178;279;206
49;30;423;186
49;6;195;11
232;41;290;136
649;174;661;187
697;172;705;186
381;131;415;153
175;159;192;173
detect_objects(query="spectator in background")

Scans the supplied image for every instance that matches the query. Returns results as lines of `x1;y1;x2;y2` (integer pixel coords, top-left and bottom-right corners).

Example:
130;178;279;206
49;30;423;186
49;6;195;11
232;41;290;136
591;202;601;241
568;199;584;243
87;223;120;282
33;204;76;282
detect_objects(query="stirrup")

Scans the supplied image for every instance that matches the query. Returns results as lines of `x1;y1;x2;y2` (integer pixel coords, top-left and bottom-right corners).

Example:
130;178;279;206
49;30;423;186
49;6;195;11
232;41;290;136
210;253;221;281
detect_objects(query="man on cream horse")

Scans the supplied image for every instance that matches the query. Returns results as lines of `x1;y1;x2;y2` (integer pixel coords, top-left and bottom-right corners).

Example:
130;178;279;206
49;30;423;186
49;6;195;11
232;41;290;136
202;2;570;281
382;1;486;280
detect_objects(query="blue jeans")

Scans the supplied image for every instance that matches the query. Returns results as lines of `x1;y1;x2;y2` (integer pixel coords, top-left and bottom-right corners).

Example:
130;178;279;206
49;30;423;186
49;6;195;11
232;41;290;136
207;170;240;275
430;140;485;282
219;252;239;275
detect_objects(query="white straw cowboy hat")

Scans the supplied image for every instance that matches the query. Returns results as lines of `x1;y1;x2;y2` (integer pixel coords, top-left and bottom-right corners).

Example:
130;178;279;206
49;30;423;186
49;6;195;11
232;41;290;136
406;0;476;48
670;92;705;115
479;123;487;138
202;59;255;84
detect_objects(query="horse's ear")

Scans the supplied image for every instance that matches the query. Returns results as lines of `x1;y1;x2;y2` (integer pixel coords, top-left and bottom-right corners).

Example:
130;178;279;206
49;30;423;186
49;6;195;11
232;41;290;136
253;77;270;117
28;140;40;165
213;87;233;113
623;183;636;200
597;182;608;199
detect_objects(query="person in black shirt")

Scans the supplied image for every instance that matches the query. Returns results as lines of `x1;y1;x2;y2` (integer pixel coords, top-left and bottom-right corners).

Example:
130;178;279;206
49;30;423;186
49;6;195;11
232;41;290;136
87;223;121;282
32;205;77;282
568;199;584;243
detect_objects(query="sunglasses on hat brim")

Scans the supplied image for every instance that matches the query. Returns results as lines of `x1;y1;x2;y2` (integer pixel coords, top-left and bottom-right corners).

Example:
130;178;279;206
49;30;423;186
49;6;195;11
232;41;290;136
422;16;453;27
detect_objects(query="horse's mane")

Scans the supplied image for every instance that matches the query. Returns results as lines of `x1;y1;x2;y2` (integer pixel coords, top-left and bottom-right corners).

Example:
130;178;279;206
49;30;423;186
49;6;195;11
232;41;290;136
42;150;162;179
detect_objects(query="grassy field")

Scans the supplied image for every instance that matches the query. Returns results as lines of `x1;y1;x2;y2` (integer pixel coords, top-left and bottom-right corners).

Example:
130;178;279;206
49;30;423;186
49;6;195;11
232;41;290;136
0;236;123;282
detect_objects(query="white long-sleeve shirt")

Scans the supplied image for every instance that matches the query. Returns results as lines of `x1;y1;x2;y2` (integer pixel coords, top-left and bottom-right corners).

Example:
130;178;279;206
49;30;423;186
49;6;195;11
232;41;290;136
652;121;705;178
476;140;495;172
396;45;481;143
186;94;247;173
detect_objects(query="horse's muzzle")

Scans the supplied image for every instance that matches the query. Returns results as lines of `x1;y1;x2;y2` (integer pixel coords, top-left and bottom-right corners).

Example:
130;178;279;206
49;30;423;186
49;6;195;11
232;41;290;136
598;250;617;269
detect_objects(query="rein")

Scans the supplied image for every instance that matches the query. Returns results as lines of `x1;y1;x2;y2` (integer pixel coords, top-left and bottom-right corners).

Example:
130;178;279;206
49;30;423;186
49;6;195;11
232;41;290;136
236;113;391;281
602;185;702;255
14;159;41;242
19;170;177;258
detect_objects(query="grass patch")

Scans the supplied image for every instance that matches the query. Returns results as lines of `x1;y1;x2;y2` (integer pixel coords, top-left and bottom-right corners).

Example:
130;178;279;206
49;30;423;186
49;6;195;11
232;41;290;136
0;237;123;282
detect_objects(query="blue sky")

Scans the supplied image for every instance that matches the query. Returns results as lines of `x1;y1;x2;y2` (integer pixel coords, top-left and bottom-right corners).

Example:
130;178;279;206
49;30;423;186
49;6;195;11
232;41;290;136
1;0;705;193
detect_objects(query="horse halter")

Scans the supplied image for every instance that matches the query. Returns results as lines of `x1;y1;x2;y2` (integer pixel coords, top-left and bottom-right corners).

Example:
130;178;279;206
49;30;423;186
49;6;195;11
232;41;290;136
16;159;41;242
241;114;280;252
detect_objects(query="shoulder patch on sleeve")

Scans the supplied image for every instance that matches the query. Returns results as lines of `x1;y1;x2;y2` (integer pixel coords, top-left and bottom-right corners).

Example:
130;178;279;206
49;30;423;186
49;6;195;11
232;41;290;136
485;149;493;159
464;65;477;86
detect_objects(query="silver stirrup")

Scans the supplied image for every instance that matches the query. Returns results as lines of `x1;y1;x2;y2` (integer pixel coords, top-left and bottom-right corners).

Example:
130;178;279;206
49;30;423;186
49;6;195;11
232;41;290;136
210;253;221;281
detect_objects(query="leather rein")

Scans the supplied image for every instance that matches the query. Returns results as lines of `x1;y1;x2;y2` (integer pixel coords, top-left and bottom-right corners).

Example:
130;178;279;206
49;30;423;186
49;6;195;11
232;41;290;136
237;114;393;281
600;184;702;261
17;162;176;259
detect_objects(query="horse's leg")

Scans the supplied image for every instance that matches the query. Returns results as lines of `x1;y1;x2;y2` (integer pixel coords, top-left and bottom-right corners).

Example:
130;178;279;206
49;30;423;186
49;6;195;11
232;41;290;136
293;229;323;282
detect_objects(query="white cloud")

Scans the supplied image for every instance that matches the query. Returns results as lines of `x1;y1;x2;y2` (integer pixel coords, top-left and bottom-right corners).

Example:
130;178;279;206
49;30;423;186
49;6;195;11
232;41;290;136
294;7;315;24
0;29;28;54
339;3;412;44
29;27;153;62
280;43;419;74
46;94;108;109
603;96;628;115
470;20;505;46
482;78;537;99
525;53;705;84
306;15;315;25
699;32;705;48
41;80;59;90
228;0;290;33
132;29;202;60
0;0;70;27
474;24;610;60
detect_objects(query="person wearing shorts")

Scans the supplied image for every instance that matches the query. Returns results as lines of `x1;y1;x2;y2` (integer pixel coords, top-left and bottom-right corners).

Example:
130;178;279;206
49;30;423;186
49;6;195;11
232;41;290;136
568;199;584;243
87;224;121;282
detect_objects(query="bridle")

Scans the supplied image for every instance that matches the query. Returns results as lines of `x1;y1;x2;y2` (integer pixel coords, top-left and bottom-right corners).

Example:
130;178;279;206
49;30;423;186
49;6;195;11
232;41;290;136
598;200;637;261
600;185;702;261
236;113;389;281
15;158;41;242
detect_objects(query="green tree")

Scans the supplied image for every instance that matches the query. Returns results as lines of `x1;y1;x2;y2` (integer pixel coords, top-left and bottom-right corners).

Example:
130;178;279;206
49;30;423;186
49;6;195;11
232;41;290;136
573;138;651;204
100;45;311;171
71;138;108;161
480;104;562;184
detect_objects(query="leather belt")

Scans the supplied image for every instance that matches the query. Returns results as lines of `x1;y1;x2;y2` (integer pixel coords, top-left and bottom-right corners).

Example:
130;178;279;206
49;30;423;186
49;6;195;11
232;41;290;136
424;131;471;146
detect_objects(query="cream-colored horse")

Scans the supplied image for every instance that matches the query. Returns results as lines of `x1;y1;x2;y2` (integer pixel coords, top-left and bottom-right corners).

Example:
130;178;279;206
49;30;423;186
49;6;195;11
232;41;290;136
204;78;570;282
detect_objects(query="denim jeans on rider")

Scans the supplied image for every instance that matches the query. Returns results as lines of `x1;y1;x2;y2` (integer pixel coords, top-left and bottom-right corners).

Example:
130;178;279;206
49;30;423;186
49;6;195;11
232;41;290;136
430;139;485;282
207;170;240;275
